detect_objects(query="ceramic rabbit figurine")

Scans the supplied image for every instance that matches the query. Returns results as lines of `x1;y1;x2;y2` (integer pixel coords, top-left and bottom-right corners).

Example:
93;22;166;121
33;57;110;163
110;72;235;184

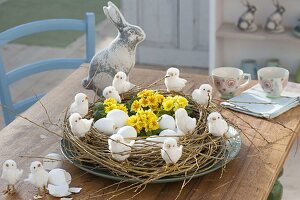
237;0;258;32
82;1;146;96
265;0;286;33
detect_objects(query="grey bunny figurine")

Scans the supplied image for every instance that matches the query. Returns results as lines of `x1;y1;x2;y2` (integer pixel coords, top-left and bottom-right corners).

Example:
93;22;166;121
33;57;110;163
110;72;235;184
82;1;146;95
265;0;286;33
237;0;258;32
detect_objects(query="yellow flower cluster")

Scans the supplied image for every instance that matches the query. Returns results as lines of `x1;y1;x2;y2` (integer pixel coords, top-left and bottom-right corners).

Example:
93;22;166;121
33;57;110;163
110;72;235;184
103;98;128;113
127;109;159;133
131;90;165;112
162;95;188;111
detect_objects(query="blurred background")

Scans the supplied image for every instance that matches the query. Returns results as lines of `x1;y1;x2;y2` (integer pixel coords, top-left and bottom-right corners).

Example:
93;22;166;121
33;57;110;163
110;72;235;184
0;0;299;199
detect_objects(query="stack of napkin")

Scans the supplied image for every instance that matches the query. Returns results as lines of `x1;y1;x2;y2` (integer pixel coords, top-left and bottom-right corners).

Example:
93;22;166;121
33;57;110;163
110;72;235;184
221;83;300;119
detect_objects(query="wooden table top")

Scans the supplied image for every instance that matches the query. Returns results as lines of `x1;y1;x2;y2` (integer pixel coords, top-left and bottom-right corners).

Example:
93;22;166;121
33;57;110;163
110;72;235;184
0;64;299;200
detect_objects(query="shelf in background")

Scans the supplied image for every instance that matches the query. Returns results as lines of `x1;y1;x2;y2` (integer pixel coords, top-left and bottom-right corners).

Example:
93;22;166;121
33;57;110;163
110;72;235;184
217;23;300;44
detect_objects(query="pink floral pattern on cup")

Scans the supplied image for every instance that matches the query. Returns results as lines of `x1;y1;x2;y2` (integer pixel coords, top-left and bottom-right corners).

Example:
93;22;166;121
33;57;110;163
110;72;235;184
225;79;237;88
261;80;273;90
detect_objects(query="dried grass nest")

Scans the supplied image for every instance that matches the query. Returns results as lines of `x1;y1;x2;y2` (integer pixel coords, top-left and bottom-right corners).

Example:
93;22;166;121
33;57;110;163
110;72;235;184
62;89;233;183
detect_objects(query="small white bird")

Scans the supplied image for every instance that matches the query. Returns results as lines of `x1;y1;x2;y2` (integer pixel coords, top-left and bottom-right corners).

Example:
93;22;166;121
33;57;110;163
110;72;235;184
164;67;187;92
24;161;49;197
69;93;89;117
207;112;229;137
1;160;23;194
112;71;135;94
108;134;135;162
158;114;176;131
94;118;116;136
175;108;196;135
161;138;183;164
103;86;121;103
192;84;213;107
69;113;94;138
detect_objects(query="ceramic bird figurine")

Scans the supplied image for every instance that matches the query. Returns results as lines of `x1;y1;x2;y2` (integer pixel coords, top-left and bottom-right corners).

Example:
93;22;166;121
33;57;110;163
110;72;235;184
24;161;49;198
158;114;176;131
69;113;94;138
108;134;135;162
69;93;89;117
106;109;129;128
94;118;116;136
82;1;145;96
112;71;135;94
161;138;183;165
175;108;196;134
265;0;286;33
207;112;229;137
164;68;187;92
103;86;121;103
192;84;213;107
1;160;23;194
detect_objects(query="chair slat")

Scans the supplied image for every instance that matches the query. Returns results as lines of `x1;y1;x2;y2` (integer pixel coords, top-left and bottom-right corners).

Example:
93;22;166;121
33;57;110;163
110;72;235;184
13;93;45;114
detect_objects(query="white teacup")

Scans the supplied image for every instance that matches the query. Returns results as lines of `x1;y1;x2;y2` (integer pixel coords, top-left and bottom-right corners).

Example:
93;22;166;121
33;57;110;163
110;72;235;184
211;67;251;99
257;67;289;98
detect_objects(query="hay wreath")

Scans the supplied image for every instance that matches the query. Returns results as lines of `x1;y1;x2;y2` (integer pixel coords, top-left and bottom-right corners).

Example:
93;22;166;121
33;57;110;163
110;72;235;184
61;78;241;198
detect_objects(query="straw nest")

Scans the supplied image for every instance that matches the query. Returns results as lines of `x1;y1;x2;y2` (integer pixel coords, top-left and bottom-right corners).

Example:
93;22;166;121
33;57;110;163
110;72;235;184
62;88;229;183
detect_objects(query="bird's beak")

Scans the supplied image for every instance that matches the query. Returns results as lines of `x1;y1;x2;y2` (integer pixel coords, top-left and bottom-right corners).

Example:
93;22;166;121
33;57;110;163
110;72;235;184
85;96;88;100
212;117;216;120
207;90;211;93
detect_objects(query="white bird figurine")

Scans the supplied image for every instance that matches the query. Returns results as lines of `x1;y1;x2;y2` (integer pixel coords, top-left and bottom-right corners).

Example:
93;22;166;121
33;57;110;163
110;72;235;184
94;118;116;136
207;112;229;137
161;138;183;164
108;134;135;162
69;93;89;117
103;86;121;103
69;113;94;138
24;161;49;198
192;84;213;107
175;108;196;134
158;114;176;131
112;71;135;94
164;67;187;92
1;160;23;194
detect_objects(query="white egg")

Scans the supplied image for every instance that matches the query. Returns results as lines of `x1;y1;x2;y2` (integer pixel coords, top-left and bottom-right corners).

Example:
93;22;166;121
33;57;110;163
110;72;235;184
43;153;63;171
146;136;165;146
159;129;180;141
48;168;70;186
94;118;116;135
106;109;129;128
158;114;176;130
117;126;137;143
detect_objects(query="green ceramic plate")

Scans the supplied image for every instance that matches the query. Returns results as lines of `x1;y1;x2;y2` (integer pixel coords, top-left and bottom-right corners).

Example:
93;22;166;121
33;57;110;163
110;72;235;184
60;126;241;183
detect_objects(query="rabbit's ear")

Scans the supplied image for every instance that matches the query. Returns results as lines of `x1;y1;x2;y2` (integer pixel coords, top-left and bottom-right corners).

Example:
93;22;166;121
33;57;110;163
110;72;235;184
241;0;250;7
272;0;279;6
103;1;127;30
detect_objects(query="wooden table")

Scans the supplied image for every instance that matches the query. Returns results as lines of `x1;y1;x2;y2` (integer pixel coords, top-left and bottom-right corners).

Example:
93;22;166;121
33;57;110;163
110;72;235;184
0;64;299;200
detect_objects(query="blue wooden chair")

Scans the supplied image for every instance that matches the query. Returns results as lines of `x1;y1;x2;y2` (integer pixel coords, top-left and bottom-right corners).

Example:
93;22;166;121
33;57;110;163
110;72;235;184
0;12;95;125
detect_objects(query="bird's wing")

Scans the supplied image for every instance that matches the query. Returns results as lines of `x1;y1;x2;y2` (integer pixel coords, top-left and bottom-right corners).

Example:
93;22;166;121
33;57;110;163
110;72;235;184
17;169;23;179
69;102;77;113
192;89;200;99
180;78;187;84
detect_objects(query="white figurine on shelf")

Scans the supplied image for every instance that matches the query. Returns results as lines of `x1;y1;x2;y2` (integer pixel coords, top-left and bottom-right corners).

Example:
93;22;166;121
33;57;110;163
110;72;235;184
108;134;135;162
265;0;286;33
24;161;49;198
158;114;176;131
69;93;89;117
106;109;129;128
164;67;187;92
237;0;258;32
69;113;93;138
103;86;121;103
175;108;196;135
112;71;135;94
42;153;63;171
207;112;229;137
161;138;183;165
192;84;213;107
1;160;23;194
94;118;116;136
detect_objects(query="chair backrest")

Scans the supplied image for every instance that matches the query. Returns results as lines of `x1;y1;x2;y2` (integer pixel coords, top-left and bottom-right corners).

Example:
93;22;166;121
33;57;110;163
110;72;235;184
0;12;95;125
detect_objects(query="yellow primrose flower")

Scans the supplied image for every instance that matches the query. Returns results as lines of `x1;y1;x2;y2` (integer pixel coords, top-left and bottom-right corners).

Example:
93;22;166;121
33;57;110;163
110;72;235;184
155;93;165;103
148;119;159;130
147;95;157;106
127;115;138;126
137;89;155;98
162;99;174;111
117;104;128;113
104;104;117;113
174;96;188;110
149;104;158;111
131;100;141;112
104;98;117;106
139;97;149;107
